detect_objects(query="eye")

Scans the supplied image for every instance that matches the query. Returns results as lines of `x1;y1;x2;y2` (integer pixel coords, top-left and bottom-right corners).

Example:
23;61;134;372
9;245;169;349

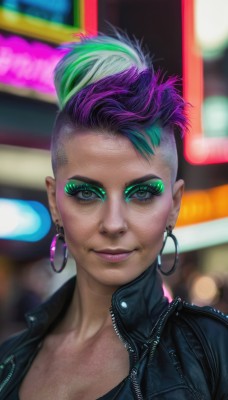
76;189;99;201
125;180;164;202
64;182;106;202
131;188;153;201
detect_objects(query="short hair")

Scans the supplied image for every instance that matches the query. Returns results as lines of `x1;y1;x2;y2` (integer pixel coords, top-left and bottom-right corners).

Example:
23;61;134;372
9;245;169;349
51;32;189;174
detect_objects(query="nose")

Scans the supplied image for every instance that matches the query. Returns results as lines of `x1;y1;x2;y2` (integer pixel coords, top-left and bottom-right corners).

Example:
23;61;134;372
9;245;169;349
99;198;128;237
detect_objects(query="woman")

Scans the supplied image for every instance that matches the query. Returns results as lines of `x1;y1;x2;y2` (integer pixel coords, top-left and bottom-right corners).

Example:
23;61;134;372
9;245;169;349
0;33;227;400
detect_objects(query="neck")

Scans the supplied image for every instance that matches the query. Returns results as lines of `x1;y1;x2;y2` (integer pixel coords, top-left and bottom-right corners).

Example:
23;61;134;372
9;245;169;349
56;270;118;341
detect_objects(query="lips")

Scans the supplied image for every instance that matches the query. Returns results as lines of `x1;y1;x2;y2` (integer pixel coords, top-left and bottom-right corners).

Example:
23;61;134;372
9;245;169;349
95;248;132;254
93;248;135;262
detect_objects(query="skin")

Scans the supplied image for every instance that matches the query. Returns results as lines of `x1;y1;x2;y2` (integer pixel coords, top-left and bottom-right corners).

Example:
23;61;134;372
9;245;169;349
47;130;183;277
46;129;184;332
20;129;184;400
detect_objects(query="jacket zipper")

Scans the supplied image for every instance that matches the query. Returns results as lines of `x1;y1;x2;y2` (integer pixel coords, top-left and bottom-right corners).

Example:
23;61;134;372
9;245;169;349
110;307;137;357
129;297;182;400
0;317;41;396
130;368;144;400
0;355;16;393
148;297;181;361
110;307;144;399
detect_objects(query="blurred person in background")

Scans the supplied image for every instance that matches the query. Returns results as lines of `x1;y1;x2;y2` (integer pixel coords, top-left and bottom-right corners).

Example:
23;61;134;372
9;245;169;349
0;260;52;343
0;259;14;343
11;262;52;328
0;32;227;400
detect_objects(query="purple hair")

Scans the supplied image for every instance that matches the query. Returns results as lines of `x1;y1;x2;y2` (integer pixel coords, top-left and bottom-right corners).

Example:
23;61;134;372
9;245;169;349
52;33;189;171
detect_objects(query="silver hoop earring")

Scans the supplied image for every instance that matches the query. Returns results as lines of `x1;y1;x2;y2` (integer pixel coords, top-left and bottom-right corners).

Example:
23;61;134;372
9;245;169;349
50;224;68;273
157;226;179;276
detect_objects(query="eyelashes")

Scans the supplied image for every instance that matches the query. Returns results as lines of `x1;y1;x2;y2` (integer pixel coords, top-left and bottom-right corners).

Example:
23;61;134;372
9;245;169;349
64;179;165;203
124;180;165;202
64;181;106;201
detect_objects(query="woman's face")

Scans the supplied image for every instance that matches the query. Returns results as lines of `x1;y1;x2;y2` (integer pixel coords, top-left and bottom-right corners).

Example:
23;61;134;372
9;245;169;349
46;130;184;289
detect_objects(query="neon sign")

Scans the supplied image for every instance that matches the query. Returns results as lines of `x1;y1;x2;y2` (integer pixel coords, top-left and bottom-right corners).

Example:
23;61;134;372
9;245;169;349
182;0;228;164
0;198;51;242
0;0;97;43
0;33;66;99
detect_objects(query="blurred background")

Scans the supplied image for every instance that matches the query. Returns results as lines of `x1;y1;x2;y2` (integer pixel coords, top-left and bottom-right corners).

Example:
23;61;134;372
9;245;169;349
0;0;227;342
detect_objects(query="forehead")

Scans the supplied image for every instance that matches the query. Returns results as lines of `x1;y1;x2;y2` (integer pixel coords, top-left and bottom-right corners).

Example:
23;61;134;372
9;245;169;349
56;130;173;184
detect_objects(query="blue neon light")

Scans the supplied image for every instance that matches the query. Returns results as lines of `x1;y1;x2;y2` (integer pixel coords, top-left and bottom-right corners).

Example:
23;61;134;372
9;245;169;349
0;199;51;242
3;0;71;14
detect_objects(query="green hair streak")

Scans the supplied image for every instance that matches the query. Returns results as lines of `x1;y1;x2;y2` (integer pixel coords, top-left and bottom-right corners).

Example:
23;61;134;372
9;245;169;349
54;36;147;109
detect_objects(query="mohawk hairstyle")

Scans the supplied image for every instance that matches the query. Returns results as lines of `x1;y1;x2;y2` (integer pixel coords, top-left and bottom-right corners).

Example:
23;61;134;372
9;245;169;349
52;32;189;173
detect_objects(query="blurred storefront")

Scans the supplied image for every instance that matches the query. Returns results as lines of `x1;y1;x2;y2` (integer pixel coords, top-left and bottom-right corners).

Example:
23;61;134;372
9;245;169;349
0;0;227;342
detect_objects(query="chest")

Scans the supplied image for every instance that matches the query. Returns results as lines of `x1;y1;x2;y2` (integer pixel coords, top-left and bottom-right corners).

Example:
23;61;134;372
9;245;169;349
19;333;129;400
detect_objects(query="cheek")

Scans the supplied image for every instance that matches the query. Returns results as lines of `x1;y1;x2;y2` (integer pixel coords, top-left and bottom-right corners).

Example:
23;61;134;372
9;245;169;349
135;216;166;248
59;212;92;257
56;197;99;245
130;198;172;245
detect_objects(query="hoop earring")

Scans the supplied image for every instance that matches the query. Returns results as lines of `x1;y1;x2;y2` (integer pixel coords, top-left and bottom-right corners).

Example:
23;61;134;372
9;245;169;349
50;224;68;273
157;226;179;276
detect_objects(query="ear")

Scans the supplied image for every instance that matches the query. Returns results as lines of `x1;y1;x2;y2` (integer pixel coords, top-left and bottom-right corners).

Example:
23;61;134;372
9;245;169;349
167;179;184;228
45;176;62;225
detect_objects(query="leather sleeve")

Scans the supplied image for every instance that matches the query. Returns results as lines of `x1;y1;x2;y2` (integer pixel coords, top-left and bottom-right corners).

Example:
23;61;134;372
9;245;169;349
180;304;228;399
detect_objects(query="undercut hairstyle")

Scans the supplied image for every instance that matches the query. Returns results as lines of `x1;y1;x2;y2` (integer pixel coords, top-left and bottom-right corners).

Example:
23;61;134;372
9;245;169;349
51;32;189;174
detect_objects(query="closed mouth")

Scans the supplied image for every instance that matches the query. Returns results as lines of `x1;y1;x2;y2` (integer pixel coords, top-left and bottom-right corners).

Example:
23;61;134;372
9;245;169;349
94;249;133;254
92;248;136;262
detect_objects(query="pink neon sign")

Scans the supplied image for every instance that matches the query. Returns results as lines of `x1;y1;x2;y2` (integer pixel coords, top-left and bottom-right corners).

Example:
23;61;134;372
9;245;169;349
0;34;66;98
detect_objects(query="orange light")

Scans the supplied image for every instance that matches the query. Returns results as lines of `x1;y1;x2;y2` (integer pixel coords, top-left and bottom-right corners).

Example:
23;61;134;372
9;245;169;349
190;275;219;306
177;184;228;226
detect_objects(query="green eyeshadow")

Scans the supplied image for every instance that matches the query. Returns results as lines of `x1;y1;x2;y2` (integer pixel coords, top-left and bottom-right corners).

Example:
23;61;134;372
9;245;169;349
124;179;164;202
64;180;106;201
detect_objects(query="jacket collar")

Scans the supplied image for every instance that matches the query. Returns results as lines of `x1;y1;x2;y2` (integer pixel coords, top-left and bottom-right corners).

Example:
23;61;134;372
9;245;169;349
111;262;169;344
25;277;76;336
26;262;168;343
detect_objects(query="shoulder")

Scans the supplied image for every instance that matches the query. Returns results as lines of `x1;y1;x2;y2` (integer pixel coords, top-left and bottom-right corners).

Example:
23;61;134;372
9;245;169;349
0;277;76;363
175;301;228;366
166;299;227;347
165;300;228;398
179;300;228;330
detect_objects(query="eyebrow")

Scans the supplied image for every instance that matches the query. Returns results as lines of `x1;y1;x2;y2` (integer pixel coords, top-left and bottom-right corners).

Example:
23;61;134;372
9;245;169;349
68;174;162;188
125;174;162;187
68;175;105;188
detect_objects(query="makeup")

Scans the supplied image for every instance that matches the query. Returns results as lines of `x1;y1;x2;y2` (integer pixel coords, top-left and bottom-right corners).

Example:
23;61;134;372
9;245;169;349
124;179;164;202
64;180;106;202
64;176;164;203
93;250;135;263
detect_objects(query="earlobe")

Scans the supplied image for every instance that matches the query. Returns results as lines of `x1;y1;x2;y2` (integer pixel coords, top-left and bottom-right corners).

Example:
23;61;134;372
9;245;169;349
168;179;185;228
45;176;62;224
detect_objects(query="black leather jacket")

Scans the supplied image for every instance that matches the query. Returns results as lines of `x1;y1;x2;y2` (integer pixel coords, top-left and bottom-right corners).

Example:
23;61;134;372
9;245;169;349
0;265;227;399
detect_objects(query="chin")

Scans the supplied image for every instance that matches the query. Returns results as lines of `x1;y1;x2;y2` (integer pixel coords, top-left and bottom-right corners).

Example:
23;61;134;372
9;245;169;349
97;263;149;288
